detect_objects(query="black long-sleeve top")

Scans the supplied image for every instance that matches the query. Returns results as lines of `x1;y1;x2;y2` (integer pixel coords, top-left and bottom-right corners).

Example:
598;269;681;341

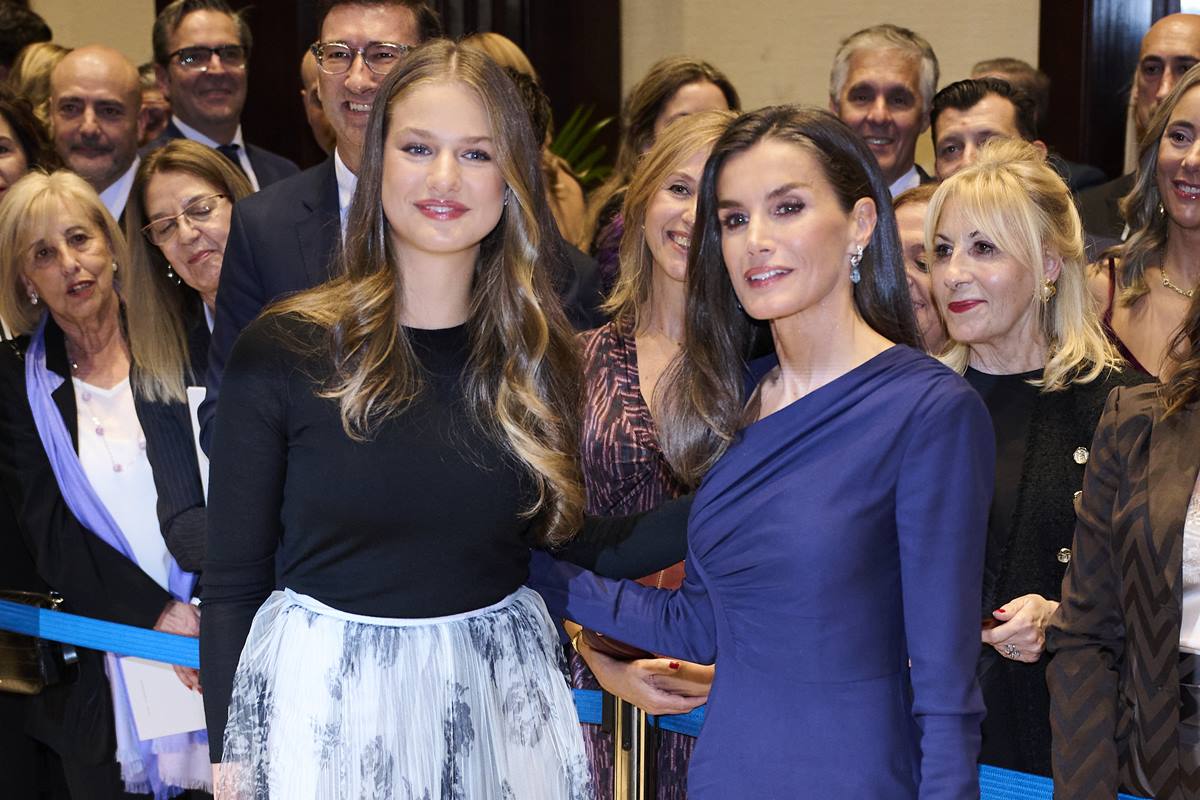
200;314;688;761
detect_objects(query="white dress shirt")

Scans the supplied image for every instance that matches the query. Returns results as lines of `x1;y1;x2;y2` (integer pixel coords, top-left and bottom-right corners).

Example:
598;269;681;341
334;148;358;234
98;157;140;221
172;115;260;191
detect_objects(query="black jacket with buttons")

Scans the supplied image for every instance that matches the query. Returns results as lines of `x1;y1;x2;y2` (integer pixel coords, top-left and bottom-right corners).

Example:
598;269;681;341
976;365;1148;776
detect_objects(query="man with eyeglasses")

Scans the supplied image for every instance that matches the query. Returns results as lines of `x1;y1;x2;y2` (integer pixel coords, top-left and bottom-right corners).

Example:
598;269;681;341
147;0;298;190
199;0;439;450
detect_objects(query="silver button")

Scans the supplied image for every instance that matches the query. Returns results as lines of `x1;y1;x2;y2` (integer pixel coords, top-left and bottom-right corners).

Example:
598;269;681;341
1057;548;1072;564
1073;447;1089;464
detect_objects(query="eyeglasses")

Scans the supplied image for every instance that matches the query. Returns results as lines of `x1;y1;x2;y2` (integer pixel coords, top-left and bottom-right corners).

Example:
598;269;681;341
142;194;227;245
169;45;248;72
311;41;411;75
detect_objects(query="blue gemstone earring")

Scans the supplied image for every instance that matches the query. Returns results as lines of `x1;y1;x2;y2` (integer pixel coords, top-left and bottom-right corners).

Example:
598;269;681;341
849;245;864;284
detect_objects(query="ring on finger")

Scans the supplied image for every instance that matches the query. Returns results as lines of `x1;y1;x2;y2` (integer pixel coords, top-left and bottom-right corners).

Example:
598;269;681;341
1003;643;1021;660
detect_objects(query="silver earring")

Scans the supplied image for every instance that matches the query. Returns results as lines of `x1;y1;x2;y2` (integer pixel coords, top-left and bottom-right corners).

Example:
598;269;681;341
28;289;38;305
166;263;181;285
849;245;864;285
503;189;510;207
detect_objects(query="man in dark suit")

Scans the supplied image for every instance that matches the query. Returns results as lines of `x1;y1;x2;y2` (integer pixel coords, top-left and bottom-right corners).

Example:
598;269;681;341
971;57;1108;193
199;0;439;449
49;45;145;220
828;24;939;196
1077;13;1200;242
147;0;298;189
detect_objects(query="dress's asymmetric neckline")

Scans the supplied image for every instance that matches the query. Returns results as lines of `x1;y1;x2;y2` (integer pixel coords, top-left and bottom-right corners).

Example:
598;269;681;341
743;344;905;433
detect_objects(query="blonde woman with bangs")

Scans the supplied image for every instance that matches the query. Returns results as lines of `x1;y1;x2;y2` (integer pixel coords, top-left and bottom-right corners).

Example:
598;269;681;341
926;137;1144;776
0;170;208;796
200;40;689;798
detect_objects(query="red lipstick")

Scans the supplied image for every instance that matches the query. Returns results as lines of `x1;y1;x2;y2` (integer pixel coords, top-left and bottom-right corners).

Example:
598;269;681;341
947;299;983;314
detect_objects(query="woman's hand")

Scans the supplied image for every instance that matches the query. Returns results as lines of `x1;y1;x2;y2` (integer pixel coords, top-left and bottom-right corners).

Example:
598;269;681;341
982;593;1060;664
155;600;202;691
576;635;711;715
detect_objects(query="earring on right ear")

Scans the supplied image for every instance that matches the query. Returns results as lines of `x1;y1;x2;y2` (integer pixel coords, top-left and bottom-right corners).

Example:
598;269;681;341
28;289;39;305
849;245;864;284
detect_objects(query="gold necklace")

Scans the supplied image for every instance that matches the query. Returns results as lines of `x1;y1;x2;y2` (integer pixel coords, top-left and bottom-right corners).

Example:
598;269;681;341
1161;269;1196;299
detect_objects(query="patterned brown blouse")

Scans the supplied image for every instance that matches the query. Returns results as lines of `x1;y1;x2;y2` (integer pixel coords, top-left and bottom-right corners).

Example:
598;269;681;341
574;319;694;800
580;320;687;517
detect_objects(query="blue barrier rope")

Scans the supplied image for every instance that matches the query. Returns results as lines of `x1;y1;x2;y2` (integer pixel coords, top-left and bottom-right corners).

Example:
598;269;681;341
0;599;1151;798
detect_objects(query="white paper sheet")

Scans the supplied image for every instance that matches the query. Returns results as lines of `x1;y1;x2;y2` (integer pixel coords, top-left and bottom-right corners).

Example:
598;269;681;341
186;386;209;499
119;656;206;740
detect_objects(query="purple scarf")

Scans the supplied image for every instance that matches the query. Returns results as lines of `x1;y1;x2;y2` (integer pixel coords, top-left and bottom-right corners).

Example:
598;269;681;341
25;315;207;798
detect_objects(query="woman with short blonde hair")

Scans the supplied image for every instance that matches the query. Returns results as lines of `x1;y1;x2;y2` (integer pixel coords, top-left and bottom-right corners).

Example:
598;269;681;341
926;137;1142;776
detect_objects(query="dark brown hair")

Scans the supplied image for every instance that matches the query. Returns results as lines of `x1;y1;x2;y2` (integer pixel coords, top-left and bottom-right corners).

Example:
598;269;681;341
0;84;54;169
659;105;920;485
316;0;442;42
585;56;739;247
152;0;252;65
1164;293;1200;416
268;40;582;546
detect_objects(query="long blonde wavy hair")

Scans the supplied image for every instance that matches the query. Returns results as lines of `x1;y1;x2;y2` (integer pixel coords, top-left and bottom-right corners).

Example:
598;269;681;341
603;110;735;326
926;138;1120;390
267;40;584;546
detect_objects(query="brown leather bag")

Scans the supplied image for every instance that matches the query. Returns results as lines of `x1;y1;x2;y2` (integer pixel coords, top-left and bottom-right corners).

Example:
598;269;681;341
0;590;77;695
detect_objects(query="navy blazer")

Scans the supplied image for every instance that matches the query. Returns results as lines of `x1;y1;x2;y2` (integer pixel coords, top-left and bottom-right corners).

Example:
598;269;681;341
200;158;341;450
144;120;301;189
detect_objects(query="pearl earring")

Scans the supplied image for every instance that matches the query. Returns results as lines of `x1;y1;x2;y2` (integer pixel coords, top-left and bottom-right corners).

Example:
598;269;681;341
28;289;39;305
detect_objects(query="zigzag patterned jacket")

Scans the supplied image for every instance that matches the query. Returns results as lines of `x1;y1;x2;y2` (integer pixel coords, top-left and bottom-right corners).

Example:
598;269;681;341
1048;384;1200;799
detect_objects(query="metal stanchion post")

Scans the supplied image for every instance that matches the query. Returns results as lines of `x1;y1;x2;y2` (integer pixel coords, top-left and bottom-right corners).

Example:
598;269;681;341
612;698;654;799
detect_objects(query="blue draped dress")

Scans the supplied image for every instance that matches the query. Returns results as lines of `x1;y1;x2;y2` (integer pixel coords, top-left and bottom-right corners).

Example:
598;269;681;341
530;345;994;798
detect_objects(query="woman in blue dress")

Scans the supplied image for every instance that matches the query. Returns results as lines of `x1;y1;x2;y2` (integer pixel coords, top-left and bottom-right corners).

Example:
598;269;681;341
530;105;995;797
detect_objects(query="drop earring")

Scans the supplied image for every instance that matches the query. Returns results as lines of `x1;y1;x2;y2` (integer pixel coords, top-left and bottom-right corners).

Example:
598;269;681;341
1040;278;1057;303
28;289;39;305
166;263;181;285
849;245;864;284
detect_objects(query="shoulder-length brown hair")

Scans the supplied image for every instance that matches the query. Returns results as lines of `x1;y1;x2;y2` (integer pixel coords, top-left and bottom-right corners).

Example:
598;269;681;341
584;56;739;248
658;105;919;486
604;109;735;325
1163;293;1200;416
269;39;583;546
1115;63;1200;306
122;139;253;402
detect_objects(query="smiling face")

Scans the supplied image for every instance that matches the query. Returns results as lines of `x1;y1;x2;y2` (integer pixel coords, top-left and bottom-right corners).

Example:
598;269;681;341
20;200;117;328
0;113;29;196
894;200;946;352
161;10;247;140
381;80;506;271
143;170;230;305
930;200;1044;361
933;93;1023;180
652;80;729;141
318;3;420;172
50;47;143;193
716;138;872;325
835;48;927;186
1157;85;1200;233
644;147;708;285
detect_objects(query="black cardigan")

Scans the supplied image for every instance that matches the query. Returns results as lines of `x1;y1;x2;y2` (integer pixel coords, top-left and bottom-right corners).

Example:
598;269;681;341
977;366;1150;776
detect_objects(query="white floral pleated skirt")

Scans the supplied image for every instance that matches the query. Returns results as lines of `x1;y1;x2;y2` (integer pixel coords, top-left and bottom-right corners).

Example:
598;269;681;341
217;587;592;799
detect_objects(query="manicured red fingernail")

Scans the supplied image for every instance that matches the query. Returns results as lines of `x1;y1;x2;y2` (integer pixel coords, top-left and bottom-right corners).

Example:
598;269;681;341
995;608;1006;614
668;661;680;670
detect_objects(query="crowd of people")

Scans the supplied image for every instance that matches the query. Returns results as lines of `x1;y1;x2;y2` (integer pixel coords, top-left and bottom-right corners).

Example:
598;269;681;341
1;0;1199;798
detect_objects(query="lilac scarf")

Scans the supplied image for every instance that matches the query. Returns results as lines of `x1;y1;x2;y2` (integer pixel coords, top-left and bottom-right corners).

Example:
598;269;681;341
25;315;208;798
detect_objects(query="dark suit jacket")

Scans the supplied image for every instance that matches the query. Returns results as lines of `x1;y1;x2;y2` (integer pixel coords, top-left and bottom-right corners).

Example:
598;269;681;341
200;158;341;450
0;319;190;763
1078;172;1137;243
199;157;606;450
144;120;300;189
916;163;935;184
1047;384;1198;799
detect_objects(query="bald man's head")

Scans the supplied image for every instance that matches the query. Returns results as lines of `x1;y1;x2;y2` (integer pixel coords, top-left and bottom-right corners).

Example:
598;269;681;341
1135;14;1200;139
50;45;144;193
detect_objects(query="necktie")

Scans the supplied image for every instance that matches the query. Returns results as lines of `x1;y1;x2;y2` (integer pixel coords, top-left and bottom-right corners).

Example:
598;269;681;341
216;143;247;177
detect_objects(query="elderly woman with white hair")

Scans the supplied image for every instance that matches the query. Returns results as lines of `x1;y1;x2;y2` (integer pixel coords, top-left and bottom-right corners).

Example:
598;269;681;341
0;170;208;798
926;137;1146;776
